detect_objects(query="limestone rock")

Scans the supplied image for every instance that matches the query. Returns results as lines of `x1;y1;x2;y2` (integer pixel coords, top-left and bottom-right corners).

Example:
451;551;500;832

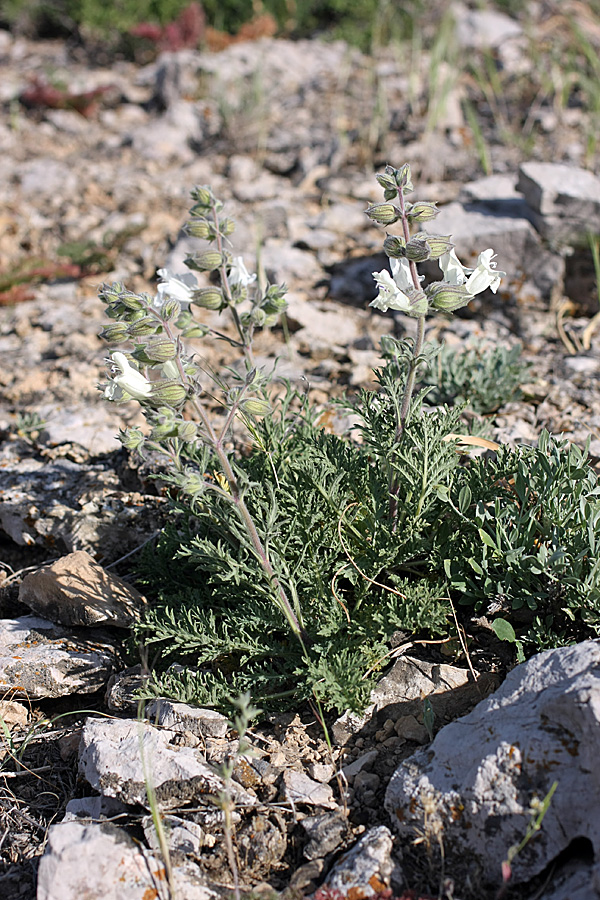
0;444;166;557
301;812;347;861
146;699;229;738
18;550;145;628
321;826;399;897
79;716;257;810
518;161;600;243
0;616;116;699
37;820;216;900
385;641;600;888
282;769;336;809
143;813;204;857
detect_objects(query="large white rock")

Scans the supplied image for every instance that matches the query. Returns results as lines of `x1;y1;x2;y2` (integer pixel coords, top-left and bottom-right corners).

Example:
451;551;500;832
79;717;257;810
320;826;400;898
385;641;600;889
37;820;215;900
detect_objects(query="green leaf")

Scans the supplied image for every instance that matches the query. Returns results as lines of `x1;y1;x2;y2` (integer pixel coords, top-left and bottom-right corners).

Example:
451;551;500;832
491;618;516;643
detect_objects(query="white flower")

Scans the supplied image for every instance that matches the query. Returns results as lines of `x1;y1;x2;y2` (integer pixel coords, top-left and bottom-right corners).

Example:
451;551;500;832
465;249;505;295
371;258;427;316
105;352;152;402
439;248;505;296
228;256;256;288
371;257;424;315
156;268;198;307
371;269;413;313
439;248;471;285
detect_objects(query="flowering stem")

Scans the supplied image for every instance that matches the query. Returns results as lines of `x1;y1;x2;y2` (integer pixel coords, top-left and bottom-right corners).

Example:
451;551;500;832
211;199;255;370
152;312;304;640
389;186;427;526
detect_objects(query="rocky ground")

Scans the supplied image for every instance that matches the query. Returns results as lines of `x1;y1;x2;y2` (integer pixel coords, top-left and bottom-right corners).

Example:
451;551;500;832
1;2;600;898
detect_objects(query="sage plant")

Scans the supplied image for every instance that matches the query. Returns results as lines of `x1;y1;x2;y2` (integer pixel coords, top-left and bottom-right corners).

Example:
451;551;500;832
366;163;504;523
99;186;303;641
99;165;505;687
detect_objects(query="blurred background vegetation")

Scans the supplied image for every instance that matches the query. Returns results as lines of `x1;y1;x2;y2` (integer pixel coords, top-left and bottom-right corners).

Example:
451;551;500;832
0;0;524;50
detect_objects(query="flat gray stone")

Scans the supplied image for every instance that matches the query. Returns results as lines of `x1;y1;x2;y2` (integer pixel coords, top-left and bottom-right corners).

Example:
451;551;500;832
385;641;600;888
0;616;115;699
282;769;336;809
453;2;522;49
518;162;600;242
79;717;256;810
146;699;228;738
143;813;204;856
301;812;347;861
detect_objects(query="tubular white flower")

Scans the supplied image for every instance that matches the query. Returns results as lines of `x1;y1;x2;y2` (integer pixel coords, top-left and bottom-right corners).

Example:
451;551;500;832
390;257;414;290
439;248;472;285
105;352;152;402
439;247;505;296
465;249;505;295
156;268;198;306
371;269;413;313
228;256;257;287
371;257;421;313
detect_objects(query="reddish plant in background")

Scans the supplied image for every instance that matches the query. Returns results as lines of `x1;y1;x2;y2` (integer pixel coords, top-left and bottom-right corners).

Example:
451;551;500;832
19;77;112;118
130;1;205;51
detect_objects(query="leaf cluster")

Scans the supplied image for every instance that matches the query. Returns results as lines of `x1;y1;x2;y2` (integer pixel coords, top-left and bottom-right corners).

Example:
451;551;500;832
420;342;530;415
439;431;600;648
136;343;600;713
135;373;457;714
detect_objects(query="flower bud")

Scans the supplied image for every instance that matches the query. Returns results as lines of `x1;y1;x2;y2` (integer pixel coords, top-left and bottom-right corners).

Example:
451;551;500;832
177;421;197;441
407;201;439;222
127;316;160;337
383;235;406;258
175;310;193;330
160;298;181;321
219;217;235;236
98;283;125;305
179;470;206;498
415;233;454;259
182;323;209;338
118;291;146;311
190;185;213;208
191;287;223;310
365;204;400;225
250;308;267;327
404;238;431;262
427;282;472;312
100;323;129;343
118;427;145;452
184;218;212;239
185;250;224;272
376;171;397;192
150;420;178;440
406;289;429;317
240;398;272;417
262;294;288;315
150;380;187;406
145;339;178;362
396;163;413;193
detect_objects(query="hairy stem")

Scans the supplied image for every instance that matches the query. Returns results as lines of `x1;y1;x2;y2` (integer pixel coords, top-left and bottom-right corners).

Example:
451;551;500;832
389;185;427;526
146;306;305;641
